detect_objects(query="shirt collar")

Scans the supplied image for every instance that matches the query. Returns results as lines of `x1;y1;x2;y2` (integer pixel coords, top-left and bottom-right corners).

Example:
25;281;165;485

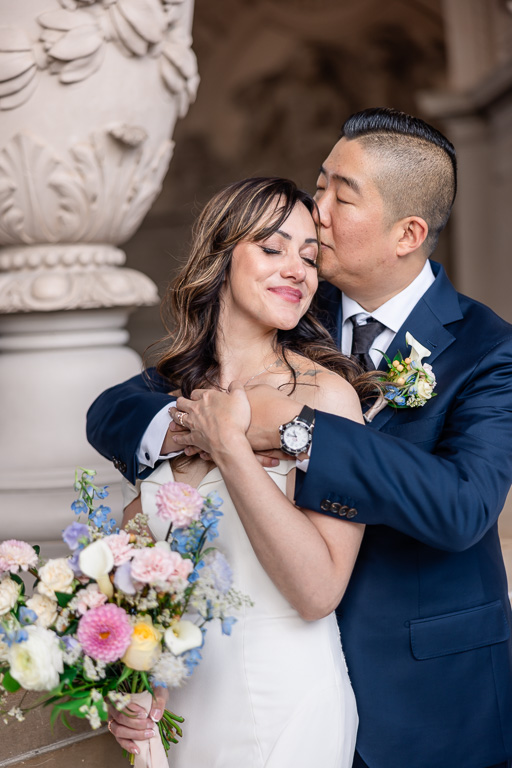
341;260;435;332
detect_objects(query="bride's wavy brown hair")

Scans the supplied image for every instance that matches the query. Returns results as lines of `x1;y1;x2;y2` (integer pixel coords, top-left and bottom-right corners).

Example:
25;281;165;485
150;177;375;399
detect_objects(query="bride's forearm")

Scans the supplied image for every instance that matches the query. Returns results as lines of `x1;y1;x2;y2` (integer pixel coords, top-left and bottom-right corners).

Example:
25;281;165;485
214;437;361;621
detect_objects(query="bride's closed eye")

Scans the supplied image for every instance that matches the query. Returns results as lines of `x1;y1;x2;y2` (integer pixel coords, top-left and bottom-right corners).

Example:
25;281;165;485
260;246;281;255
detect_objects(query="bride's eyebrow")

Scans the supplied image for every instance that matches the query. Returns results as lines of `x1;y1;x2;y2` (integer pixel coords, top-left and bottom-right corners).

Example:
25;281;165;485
275;229;292;240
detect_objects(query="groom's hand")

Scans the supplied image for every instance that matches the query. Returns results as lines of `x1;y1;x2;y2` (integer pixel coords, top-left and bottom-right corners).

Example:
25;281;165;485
245;384;300;452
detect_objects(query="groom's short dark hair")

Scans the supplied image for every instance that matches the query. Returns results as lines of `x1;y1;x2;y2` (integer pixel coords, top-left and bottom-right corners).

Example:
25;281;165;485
341;108;457;255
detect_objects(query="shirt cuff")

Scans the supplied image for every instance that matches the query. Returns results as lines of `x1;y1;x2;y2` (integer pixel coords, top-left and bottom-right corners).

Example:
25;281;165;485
295;437;312;473
136;400;180;470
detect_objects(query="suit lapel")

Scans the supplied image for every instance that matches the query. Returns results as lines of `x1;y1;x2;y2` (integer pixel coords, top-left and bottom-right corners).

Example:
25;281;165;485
367;263;462;430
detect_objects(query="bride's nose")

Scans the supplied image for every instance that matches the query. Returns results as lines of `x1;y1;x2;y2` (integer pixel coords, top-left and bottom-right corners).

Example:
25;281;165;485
281;252;306;281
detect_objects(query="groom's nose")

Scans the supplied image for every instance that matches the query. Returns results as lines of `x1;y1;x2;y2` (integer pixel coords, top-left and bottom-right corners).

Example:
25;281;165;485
314;193;331;230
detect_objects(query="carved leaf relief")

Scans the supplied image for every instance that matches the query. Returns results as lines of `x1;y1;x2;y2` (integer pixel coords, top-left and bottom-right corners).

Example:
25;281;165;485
0;130;174;246
39;9;105;83
161;31;199;115
0;28;38;110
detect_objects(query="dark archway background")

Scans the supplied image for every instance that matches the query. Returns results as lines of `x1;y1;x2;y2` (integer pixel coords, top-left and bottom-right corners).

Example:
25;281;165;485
124;0;450;354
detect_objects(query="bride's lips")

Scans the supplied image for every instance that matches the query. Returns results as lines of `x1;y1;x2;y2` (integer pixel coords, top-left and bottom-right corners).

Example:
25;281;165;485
268;286;303;303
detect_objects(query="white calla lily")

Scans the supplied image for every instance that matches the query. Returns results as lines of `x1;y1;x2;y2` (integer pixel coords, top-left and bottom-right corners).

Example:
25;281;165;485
405;332;431;366
79;540;114;598
164;620;203;656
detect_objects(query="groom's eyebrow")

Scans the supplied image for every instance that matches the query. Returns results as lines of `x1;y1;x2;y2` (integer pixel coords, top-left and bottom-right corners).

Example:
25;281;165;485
319;166;361;195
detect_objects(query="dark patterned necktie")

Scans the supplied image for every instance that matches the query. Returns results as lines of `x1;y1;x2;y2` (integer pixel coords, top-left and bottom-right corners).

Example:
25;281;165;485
350;317;387;371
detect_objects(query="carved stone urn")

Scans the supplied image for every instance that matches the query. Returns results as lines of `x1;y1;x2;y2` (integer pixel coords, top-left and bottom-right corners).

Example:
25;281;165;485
0;0;198;549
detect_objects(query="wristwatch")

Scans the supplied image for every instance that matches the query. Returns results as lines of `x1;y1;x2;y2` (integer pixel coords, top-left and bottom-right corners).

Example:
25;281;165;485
279;405;315;457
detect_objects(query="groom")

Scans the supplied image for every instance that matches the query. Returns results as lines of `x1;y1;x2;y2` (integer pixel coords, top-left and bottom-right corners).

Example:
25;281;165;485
87;109;512;768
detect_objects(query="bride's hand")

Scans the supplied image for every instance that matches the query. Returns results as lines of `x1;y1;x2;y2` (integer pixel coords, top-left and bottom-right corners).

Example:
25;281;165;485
106;687;168;755
170;381;251;461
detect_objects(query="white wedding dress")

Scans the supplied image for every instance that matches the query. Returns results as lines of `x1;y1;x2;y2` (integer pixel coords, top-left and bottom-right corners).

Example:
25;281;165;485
125;460;358;768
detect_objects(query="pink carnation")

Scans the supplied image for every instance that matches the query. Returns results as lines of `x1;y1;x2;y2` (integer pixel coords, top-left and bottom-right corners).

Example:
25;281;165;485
155;482;203;529
171;556;193;581
105;531;134;566
131;548;191;585
77;603;132;663
74;584;108;615
0;540;38;574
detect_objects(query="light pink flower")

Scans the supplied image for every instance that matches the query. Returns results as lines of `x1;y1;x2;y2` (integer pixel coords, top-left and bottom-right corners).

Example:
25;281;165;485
74;584;108;615
171;557;193;581
105;531;134;566
77;604;132;663
0;540;38;574
130;547;191;585
155;482;203;529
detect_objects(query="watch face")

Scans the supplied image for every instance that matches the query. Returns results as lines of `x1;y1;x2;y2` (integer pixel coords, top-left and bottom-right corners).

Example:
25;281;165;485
284;423;310;451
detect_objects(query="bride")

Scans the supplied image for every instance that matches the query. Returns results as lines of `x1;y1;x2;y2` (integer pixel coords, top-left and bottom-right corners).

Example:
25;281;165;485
108;177;371;767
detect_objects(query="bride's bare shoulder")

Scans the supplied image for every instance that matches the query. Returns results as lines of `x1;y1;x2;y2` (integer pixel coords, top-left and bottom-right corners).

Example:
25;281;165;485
284;353;365;424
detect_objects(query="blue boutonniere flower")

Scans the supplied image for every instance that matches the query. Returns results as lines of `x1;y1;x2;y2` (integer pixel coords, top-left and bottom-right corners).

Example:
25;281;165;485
365;332;437;422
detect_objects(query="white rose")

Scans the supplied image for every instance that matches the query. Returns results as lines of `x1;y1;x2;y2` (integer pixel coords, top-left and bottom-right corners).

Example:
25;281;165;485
8;625;64;691
0;576;21;615
26;593;59;629
37;558;74;599
417;379;434;400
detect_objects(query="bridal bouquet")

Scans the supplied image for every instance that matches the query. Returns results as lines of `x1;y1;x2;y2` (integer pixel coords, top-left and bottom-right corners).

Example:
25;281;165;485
0;468;249;763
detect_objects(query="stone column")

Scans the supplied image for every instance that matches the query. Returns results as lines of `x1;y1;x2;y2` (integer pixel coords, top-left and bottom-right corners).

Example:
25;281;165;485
0;0;199;555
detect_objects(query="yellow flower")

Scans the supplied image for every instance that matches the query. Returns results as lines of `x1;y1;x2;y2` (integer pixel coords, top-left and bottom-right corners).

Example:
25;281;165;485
122;616;162;671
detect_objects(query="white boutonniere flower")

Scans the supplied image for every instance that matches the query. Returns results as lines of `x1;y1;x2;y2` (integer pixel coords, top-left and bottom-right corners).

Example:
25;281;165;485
365;333;437;423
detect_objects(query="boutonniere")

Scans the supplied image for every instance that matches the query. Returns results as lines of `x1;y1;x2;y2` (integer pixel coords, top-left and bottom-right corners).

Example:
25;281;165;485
365;332;437;423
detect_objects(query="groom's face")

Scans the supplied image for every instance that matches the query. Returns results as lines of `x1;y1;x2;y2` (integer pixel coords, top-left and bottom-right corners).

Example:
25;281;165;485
314;138;399;305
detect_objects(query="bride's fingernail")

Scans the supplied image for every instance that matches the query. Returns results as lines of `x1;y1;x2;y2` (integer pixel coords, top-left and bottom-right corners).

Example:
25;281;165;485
151;709;162;722
144;729;156;738
131;747;140;755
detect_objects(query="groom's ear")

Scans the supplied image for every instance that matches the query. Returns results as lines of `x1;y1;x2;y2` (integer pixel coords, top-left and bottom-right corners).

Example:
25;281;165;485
395;216;428;257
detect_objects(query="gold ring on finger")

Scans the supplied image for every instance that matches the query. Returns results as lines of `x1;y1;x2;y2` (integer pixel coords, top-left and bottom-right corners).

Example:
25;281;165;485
107;718;114;734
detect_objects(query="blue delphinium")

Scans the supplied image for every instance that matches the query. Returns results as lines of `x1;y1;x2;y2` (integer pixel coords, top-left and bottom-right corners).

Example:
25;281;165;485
18;607;37;626
221;616;237;636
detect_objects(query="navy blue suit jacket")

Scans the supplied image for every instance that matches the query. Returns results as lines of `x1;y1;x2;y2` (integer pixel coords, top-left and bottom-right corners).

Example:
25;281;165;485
87;262;512;767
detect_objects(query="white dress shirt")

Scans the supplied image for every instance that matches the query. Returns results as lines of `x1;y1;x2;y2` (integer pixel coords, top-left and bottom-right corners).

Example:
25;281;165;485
341;260;435;368
137;261;436;471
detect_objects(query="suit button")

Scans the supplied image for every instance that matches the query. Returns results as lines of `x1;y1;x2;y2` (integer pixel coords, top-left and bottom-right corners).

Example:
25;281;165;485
112;456;127;474
331;502;341;513
339;505;349;517
346;507;358;519
320;499;332;511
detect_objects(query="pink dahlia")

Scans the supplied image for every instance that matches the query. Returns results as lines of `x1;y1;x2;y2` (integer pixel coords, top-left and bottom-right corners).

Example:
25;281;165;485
77;603;132;663
105;531;134;566
155;481;203;529
131;547;189;585
0;540;38;574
